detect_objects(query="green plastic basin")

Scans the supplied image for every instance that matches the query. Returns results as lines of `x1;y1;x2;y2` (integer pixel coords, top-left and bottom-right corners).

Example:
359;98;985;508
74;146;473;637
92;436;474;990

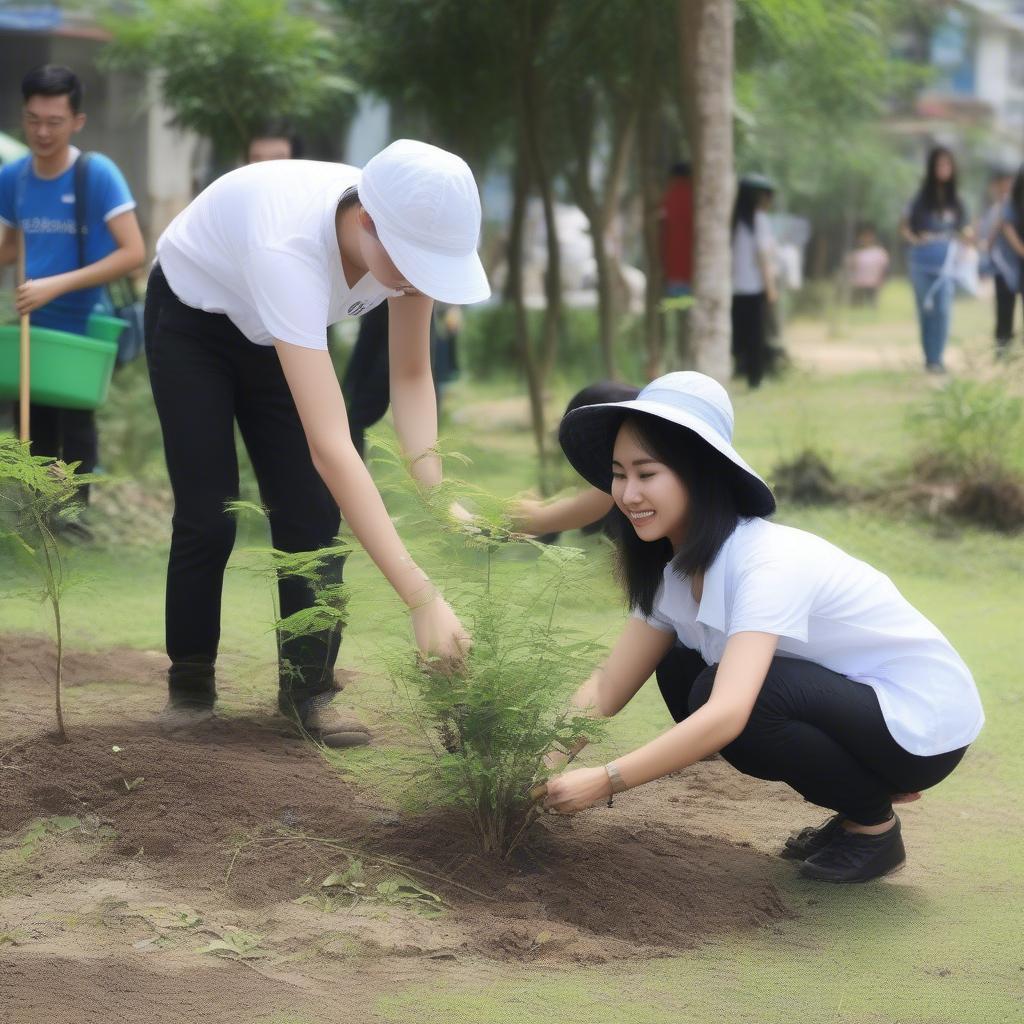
0;324;117;410
86;312;129;345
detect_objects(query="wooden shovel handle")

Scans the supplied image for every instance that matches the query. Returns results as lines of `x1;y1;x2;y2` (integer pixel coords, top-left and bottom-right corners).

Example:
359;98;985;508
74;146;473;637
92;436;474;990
17;230;29;443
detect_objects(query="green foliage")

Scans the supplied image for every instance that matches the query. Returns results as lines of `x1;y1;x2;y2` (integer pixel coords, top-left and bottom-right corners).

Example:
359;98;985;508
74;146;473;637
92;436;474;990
370;443;607;857
226;500;349;684
0;438;95;740
197;926;266;960
100;0;356;161
908;376;1024;480
459;304;647;385
736;0;922;260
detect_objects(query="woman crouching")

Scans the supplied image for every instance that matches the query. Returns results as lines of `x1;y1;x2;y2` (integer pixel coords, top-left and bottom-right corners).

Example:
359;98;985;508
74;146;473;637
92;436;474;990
544;372;983;883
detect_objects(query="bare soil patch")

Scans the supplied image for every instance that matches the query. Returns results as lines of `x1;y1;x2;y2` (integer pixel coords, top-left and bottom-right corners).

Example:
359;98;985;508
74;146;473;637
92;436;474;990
2;633;801;1022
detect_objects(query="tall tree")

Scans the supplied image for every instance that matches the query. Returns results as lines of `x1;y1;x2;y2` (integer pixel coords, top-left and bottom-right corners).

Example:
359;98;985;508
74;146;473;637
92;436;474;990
101;0;354;164
679;0;735;383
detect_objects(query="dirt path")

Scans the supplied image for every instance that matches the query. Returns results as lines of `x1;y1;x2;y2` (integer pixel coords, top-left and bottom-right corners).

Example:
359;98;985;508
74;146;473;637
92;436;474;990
0;633;814;1022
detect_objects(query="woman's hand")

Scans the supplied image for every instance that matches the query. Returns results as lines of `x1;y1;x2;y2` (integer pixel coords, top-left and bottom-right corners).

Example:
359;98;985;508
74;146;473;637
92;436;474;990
509;496;547;534
410;593;472;666
543;765;612;815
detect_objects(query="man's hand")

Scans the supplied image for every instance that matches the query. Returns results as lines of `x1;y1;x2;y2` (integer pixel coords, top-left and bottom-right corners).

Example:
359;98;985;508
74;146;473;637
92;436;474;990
16;276;65;316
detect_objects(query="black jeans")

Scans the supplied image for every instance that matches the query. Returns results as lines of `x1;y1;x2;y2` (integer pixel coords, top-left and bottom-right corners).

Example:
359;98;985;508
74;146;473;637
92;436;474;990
731;292;767;388
994;272;1019;349
660;651;967;826
11;403;97;505
144;265;343;703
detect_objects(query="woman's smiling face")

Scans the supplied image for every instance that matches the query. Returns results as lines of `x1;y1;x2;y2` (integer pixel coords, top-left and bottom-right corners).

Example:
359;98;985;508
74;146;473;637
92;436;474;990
611;419;689;549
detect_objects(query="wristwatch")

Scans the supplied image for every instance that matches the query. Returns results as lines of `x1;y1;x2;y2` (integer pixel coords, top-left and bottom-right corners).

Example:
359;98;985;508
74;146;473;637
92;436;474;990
604;762;627;807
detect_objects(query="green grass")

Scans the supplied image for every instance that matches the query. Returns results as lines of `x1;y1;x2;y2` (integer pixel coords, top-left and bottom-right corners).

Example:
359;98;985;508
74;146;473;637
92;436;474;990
2;288;1021;1023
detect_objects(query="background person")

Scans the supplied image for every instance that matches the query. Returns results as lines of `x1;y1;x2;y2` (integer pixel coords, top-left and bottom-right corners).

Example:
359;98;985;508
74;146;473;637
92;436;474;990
983;165;1021;356
146;140;489;743
845;223;889;307
0;64;145;517
730;174;777;389
246;127;303;164
900;146;972;374
544;372;983;884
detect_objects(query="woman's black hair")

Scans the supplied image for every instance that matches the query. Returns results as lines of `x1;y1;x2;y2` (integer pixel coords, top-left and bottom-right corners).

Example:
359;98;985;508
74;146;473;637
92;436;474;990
610;413;742;616
731;179;773;235
564;380;640;417
909;146;965;232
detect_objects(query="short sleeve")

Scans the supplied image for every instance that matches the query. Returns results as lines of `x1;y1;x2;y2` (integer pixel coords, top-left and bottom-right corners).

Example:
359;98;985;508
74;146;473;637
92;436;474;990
88;154;135;221
726;557;817;642
243;247;330;349
87;152;135;221
631;605;676;635
0;162;19;227
753;210;773;253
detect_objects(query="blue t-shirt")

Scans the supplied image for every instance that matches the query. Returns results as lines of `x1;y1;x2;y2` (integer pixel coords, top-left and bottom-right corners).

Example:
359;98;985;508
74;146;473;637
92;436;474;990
0;150;135;334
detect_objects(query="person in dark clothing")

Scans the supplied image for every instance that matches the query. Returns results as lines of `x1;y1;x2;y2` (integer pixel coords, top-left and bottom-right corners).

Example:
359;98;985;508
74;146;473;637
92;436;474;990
730;175;777;389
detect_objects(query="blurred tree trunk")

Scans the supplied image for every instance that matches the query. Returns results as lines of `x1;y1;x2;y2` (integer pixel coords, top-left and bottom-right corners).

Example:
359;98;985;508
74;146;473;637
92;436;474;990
638;13;665;381
679;0;734;383
509;0;559;492
566;92;637;382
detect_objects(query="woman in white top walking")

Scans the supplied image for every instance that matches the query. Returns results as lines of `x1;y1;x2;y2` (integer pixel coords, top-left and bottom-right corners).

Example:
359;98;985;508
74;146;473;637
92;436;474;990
543;372;983;883
731;174;778;389
145;141;489;745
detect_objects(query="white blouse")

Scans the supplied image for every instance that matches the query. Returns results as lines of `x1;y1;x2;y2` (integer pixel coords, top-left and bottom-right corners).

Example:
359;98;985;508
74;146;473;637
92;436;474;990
637;518;984;757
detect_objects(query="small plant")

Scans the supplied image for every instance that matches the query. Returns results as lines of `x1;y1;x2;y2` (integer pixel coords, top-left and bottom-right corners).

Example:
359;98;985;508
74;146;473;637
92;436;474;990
0;438;96;741
370;436;607;858
197;926;266;961
771;448;847;506
227;500;350;695
907;376;1024;532
296;858;443;918
909;376;1024;480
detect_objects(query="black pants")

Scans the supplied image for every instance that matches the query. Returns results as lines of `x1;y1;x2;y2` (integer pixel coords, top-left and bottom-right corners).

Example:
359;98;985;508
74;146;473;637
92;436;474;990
144;265;343;702
994;272;1020;349
341;301;443;459
731;292;767;388
660;650;967;826
11;403;97;505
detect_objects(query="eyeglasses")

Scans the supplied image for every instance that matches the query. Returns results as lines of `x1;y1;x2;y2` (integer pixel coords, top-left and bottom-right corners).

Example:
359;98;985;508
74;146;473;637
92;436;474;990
23;114;73;130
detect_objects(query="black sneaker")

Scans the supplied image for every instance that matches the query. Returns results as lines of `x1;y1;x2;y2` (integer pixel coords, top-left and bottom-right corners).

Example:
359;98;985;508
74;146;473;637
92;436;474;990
280;690;371;749
779;813;845;860
799;816;905;883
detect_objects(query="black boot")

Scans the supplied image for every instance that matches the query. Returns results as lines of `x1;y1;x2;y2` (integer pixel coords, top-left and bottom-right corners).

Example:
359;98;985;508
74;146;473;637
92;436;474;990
278;688;370;749
799;815;905;883
159;658;216;731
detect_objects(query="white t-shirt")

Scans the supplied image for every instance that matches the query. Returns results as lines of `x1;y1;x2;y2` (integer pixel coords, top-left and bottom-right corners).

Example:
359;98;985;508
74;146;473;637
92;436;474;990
156;160;401;349
636;518;984;757
732;210;774;295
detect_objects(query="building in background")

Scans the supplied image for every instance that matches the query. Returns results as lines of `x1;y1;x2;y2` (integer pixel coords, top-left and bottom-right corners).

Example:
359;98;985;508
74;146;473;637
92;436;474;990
0;4;198;254
893;1;1024;169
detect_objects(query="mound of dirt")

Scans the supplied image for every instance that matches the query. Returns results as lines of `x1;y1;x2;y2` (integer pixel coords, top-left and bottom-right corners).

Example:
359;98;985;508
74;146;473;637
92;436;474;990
1;633;803;1018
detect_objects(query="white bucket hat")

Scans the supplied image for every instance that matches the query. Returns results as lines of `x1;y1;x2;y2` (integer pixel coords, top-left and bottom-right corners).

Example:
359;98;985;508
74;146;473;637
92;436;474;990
558;371;776;517
359;139;491;305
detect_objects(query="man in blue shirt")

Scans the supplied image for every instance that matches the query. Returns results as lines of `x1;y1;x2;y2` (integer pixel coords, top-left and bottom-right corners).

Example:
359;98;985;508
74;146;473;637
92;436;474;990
0;64;144;513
